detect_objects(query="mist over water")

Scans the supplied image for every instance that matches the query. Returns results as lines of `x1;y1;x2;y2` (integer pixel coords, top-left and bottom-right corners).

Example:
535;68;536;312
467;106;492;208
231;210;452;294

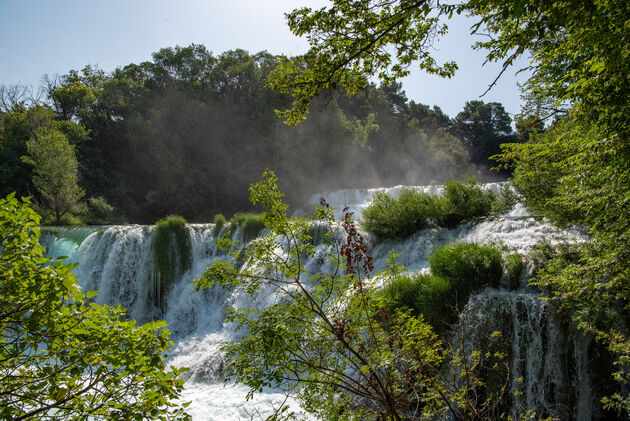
42;182;601;420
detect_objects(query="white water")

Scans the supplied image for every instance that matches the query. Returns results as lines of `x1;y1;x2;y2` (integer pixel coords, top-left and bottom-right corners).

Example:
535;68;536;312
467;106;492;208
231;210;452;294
41;182;594;420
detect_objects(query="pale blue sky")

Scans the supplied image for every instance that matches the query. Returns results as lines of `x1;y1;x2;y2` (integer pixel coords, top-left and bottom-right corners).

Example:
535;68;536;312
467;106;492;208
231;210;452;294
0;0;529;118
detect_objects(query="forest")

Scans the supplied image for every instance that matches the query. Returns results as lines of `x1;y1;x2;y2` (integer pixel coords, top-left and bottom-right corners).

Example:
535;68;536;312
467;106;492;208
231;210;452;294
1;46;521;224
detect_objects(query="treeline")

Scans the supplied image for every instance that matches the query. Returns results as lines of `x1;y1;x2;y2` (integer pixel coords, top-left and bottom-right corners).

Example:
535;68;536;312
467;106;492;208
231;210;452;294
0;45;525;224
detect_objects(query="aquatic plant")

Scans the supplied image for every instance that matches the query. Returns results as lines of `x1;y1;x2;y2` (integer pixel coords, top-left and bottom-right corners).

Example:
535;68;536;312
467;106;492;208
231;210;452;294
153;215;191;311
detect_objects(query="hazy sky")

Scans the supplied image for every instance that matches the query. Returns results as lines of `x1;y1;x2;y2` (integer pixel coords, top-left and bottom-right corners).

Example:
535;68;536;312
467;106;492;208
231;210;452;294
0;0;529;118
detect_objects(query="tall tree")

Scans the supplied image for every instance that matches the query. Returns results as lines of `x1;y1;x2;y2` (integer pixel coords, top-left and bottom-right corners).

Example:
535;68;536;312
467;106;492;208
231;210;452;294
23;128;84;224
451;100;513;167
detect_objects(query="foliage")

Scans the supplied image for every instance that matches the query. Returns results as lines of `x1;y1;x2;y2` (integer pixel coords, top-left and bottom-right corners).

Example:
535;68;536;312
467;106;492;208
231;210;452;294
490;184;518;216
429;242;503;308
0;193;189;420
361;179;498;238
497;118;584;226
85;195;119;225
228;212;266;243
502;116;630;413
382;272;451;330
153;215;191;311
194;171;509;420
21;127;85;224
505;253;523;291
439;177;496;227
213;213;226;237
272;0;630;414
451;100;514;167
19;47;479;223
267;0;456;125
361;188;440;239
465;0;630;134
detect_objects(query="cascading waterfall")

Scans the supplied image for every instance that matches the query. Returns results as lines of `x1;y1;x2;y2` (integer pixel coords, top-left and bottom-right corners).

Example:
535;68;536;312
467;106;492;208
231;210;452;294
458;291;594;420
41;182;609;420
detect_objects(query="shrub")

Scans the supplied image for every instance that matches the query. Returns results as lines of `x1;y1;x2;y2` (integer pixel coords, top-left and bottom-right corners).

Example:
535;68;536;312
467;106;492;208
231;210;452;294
153;215;191;311
0;194;188;419
438;178;496;228
361;188;442;239
505;253;524;290
529;239;581;275
491;184;519;216
84;196;124;225
361;180;502;239
213;213;226;237
229;212;266;243
383;272;451;329
429;242;503;308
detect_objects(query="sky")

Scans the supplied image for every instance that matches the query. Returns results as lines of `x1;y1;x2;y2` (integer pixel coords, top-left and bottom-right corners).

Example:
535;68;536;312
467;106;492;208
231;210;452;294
0;0;530;119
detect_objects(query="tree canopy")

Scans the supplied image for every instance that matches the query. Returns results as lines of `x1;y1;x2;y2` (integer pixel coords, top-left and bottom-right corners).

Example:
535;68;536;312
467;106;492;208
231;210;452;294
2;46;509;224
22;127;84;224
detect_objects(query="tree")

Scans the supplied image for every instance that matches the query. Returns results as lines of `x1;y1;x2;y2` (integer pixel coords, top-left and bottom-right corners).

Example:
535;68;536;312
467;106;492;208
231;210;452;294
22;127;84;224
497;115;630;413
451;100;513;167
194;171;509;420
267;0;457;125
0;193;190;419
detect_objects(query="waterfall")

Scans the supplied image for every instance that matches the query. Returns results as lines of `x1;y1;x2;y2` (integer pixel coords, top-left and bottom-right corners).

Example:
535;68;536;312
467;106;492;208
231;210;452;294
41;182;610;420
458;290;594;420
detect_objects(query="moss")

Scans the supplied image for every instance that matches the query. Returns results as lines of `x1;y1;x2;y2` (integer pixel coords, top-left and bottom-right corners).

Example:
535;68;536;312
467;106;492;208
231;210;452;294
505;253;524;290
429;242;503;308
153;215;191;311
213;214;226;237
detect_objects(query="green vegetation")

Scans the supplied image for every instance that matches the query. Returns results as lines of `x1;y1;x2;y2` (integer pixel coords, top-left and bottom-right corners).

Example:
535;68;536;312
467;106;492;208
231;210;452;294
384;242;504;329
505;253;524;291
0;193;189;419
305;221;332;246
153;215;191;310
439;178;496;227
2;45;513;225
194;171;508;420
213;213;226;237
382;272;450;329
361;179;499;238
22;127;84;224
429;242;503;308
361;188;441;239
491;184;518;215
84;196;121;225
228;212;266;243
274;1;630;411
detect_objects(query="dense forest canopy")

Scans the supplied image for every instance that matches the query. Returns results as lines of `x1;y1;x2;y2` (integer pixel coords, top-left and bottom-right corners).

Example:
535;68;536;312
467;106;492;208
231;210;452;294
1;45;517;224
